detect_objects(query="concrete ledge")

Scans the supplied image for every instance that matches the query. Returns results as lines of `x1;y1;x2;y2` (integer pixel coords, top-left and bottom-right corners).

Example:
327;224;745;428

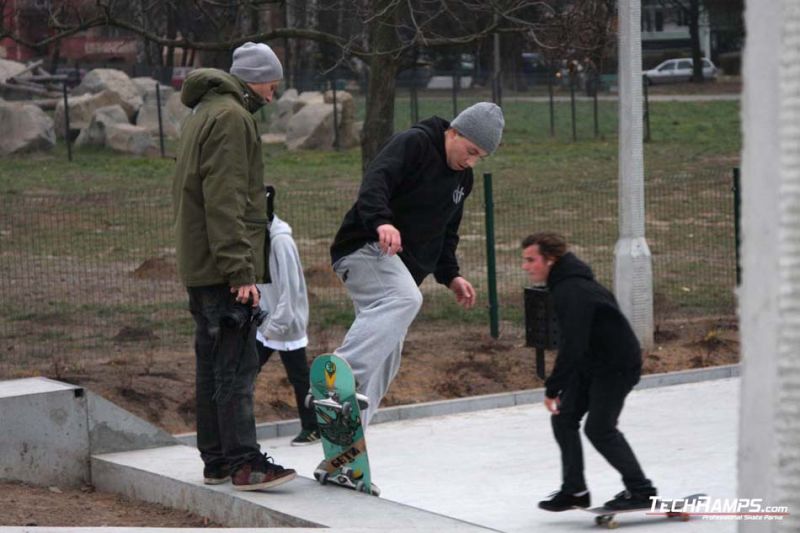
91;445;498;531
0;526;432;533
176;364;740;446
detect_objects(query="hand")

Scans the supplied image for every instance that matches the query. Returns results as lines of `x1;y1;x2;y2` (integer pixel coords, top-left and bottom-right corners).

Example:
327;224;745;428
449;276;476;309
544;396;560;415
376;224;403;255
231;284;260;307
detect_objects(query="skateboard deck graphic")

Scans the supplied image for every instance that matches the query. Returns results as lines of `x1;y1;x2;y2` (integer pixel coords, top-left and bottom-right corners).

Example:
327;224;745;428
308;354;377;495
582;493;707;529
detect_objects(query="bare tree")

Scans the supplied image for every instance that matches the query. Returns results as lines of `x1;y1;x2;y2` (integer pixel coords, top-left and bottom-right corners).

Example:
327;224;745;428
1;0;601;165
659;0;706;82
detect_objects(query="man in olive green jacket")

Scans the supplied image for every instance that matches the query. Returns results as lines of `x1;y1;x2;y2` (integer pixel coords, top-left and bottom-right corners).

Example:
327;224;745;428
173;42;296;491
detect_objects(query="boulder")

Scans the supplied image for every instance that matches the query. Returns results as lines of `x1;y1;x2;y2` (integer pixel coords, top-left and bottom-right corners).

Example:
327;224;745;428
268;88;298;134
0;58;26;82
73;69;143;119
104;123;158;156
136;100;179;139
131;77;175;104
294;91;325;113
324;90;359;149
261;133;287;145
0;102;55;156
54;90;131;138
75;105;129;147
164;92;190;137
286;103;335;150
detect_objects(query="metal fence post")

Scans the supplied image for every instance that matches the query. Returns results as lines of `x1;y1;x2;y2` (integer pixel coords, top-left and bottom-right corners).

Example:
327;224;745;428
483;173;499;339
155;83;165;158
643;75;651;143
548;68;555;137
570;73;577;142
331;78;340;150
62;82;72;162
593;72;600;138
733;167;742;286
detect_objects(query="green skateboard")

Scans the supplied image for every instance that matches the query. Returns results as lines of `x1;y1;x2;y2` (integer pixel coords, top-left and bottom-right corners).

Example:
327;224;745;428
307;354;378;496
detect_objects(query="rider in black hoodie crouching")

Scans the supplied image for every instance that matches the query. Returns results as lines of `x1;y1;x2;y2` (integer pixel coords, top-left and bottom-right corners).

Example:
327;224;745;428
521;232;657;512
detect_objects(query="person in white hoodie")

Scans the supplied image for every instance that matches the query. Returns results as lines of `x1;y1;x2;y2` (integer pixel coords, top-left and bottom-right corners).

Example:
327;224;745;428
256;187;319;446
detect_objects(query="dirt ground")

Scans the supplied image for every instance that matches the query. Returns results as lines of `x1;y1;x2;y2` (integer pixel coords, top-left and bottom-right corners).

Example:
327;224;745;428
1;316;739;527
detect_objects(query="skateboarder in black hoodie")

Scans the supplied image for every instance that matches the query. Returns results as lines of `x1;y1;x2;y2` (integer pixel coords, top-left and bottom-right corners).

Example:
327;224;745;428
521;232;657;512
330;102;505;426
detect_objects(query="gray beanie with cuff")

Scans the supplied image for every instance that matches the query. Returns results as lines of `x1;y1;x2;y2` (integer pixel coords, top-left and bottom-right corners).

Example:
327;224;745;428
230;42;283;83
450;102;505;154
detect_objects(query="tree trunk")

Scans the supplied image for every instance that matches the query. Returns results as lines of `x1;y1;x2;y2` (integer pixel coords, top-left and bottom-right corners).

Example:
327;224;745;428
360;0;400;170
688;0;704;82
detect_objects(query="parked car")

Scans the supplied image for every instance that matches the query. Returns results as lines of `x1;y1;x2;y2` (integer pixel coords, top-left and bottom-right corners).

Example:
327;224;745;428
644;58;718;85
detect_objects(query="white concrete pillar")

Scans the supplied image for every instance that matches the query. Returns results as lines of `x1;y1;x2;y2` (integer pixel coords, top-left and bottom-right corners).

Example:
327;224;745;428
615;0;654;350
739;1;800;531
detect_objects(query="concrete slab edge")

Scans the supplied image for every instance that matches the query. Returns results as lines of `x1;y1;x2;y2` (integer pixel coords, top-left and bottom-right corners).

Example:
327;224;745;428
175;364;740;446
90;456;320;528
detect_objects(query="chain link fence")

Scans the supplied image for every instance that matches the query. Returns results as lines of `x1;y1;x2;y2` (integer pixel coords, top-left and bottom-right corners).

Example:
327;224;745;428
0;169;737;368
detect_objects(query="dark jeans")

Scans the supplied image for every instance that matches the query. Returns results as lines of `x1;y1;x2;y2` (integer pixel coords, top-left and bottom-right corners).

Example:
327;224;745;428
256;344;318;431
552;370;653;494
188;284;261;472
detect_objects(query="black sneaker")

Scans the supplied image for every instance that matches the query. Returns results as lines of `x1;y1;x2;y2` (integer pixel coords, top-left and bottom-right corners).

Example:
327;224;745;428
538;490;591;512
203;462;231;485
603;489;657;511
232;454;296;491
291;429;321;446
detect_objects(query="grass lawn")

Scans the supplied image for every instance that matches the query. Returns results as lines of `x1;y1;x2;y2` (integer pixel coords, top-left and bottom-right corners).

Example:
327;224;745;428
0;97;740;362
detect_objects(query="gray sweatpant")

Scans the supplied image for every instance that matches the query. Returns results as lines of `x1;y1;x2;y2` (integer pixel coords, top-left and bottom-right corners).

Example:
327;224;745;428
333;242;423;426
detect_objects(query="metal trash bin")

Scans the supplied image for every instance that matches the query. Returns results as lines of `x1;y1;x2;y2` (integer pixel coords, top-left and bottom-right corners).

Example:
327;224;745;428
524;287;559;379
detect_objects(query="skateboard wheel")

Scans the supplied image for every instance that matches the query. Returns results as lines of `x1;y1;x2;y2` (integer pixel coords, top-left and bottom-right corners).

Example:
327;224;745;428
607;521;619;529
342;401;352;418
317;471;329;485
304;393;313;409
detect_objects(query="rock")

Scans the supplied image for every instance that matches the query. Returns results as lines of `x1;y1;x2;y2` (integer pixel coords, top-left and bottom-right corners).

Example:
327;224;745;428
0;58;26;82
73;69;143;119
294;91;325;113
131;77;174;104
268;88;298;134
261;133;286;145
286;103;335;150
104;123;158;156
54;90;130;139
136;100;179;139
75;105;129;147
324;90;359;148
164;92;190;137
0;102;55;155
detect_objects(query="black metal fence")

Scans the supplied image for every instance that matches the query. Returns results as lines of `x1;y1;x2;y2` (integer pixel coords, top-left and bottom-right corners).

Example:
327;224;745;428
0;169;737;368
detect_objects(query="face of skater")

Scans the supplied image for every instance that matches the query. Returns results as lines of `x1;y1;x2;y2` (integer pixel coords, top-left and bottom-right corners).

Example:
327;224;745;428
444;129;488;171
522;244;553;284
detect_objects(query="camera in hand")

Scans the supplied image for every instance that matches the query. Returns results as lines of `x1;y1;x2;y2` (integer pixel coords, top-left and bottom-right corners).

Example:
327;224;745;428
221;299;268;329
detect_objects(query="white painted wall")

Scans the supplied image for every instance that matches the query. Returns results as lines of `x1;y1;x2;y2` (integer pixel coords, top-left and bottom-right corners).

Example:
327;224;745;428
739;1;800;531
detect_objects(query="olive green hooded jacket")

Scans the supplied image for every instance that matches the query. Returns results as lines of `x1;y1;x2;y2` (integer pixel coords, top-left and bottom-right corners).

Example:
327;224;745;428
173;68;269;288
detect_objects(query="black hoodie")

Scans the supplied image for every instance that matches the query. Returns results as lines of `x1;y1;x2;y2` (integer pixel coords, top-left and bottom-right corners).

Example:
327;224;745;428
330;117;472;286
544;252;643;398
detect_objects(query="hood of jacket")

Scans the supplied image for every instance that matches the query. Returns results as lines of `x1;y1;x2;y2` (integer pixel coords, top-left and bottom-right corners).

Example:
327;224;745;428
181;68;266;114
411;116;450;163
269;214;292;239
547;252;595;289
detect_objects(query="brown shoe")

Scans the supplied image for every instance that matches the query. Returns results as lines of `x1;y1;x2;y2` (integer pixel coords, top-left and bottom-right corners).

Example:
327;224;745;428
232;454;296;491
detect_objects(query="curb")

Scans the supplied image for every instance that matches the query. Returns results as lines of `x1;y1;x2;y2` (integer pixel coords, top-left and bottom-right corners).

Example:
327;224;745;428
175;364;740;446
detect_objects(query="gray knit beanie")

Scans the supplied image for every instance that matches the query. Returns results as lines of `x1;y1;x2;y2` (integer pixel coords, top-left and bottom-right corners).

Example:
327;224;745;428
230;42;283;83
450;102;505;154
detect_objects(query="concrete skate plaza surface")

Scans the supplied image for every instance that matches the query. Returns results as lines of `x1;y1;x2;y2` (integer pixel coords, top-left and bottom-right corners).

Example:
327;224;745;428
261;378;738;532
